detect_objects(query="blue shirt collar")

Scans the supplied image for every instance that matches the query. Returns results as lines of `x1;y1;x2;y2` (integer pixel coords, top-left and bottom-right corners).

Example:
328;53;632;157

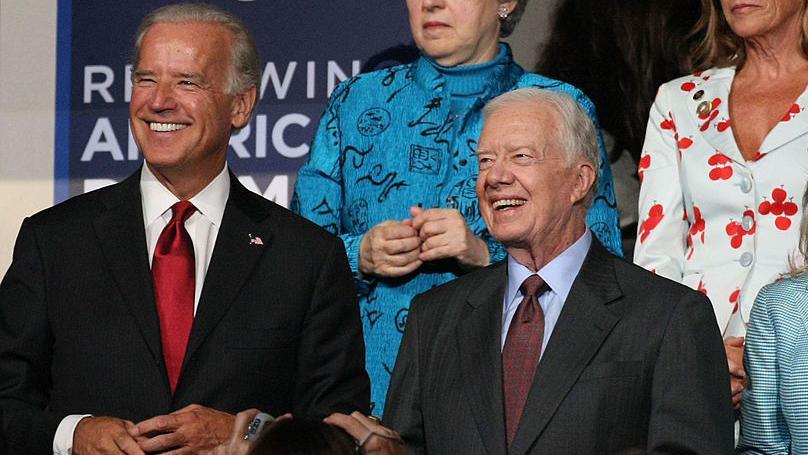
506;230;592;304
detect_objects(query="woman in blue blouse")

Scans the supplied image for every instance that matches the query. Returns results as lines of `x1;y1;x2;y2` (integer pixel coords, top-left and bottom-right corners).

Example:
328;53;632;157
292;0;621;413
739;184;808;454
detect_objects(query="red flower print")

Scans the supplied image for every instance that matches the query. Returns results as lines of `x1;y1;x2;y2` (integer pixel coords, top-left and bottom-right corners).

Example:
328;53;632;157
708;152;733;181
638;154;651;183
681;81;696;92
699;98;721;131
782;103;801;121
697;279;708;295
729;288;740;314
640;203;664;243
687;206;706;260
759;186;799;231
725;209;755;249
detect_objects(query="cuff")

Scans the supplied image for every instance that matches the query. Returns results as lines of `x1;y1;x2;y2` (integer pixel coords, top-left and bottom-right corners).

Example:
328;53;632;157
53;414;92;455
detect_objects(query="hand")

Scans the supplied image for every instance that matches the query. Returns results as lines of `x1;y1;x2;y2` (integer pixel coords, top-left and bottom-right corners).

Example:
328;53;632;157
132;404;234;454
359;220;422;277
724;336;746;410
73;416;144;455
324;412;404;455
410;206;489;269
208;409;260;455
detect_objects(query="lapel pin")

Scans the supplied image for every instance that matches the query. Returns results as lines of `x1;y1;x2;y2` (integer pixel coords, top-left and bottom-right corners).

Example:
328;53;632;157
248;233;264;245
696;100;712;116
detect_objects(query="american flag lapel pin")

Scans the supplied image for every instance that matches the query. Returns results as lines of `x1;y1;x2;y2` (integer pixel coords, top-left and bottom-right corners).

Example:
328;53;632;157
248;233;264;245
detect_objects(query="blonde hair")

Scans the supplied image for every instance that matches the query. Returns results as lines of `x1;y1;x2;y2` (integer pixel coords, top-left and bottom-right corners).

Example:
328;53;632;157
788;180;808;276
690;0;808;71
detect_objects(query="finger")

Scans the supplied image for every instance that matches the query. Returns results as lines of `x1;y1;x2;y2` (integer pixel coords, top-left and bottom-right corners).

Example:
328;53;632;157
381;236;422;255
156;447;194;455
419;245;456;262
135;414;180;436
411;208;451;230
137;430;184;453
409;206;425;218
381;249;422;267
379;223;418;240
349;412;400;439
417;219;449;240
115;432;146;455
324;413;371;440
379;260;423;278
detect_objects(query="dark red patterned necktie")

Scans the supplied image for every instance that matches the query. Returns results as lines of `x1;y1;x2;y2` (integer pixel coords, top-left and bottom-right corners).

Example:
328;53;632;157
152;201;196;394
502;274;546;447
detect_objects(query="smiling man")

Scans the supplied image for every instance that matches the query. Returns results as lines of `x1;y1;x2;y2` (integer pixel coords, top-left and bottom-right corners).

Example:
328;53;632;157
379;88;735;454
0;4;368;454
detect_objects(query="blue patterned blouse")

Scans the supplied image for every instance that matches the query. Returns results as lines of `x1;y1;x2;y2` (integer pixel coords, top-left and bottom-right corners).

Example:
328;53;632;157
291;43;621;414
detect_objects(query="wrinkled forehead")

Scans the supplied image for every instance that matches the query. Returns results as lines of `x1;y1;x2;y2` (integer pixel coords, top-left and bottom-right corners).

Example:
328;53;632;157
478;104;560;150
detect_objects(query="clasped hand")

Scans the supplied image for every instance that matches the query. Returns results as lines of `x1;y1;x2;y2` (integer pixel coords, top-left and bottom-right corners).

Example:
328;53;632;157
359;206;489;278
73;404;234;454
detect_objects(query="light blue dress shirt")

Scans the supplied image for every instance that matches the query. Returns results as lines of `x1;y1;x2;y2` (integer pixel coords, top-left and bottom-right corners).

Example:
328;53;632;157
501;230;592;351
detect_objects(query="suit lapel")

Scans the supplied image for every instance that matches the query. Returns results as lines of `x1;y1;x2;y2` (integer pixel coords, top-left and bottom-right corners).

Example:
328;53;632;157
684;68;744;165
181;175;274;367
509;241;624;455
456;261;508;455
93;172;164;363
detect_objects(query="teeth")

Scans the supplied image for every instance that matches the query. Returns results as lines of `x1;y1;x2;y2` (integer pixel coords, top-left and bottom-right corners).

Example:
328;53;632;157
149;122;188;132
492;199;526;210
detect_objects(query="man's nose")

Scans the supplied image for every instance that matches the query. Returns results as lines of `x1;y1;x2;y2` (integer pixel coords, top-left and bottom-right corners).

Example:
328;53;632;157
148;83;177;112
485;159;514;187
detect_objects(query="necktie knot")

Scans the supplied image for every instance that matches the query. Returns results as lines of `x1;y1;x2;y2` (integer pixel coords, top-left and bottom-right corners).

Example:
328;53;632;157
171;201;196;224
519;274;545;299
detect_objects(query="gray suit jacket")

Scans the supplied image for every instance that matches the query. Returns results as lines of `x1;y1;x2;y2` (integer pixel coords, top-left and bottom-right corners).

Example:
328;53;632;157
384;239;733;454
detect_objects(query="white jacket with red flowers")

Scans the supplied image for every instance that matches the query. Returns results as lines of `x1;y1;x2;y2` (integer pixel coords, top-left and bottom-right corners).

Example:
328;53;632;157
634;66;808;335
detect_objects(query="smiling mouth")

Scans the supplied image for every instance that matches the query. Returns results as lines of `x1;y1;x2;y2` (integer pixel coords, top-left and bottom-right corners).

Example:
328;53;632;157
492;199;526;211
149;122;189;132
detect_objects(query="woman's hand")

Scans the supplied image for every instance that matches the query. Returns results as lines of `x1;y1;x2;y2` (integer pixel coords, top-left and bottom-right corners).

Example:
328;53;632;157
359;220;423;277
324;412;404;455
724;336;746;410
410;206;489;269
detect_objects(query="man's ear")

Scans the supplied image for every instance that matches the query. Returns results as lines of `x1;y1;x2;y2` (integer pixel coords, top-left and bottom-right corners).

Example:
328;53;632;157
231;85;257;129
569;161;596;205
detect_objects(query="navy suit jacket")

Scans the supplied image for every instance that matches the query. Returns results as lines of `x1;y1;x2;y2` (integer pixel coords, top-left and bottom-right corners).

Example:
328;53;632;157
0;170;370;453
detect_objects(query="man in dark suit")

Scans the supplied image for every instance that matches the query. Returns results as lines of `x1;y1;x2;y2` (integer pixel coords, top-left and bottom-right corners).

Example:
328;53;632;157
332;87;733;454
0;4;369;454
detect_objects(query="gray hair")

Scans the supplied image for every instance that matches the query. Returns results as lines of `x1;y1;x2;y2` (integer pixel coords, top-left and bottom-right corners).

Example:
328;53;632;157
131;3;260;95
482;87;600;201
500;0;530;38
788;180;808;276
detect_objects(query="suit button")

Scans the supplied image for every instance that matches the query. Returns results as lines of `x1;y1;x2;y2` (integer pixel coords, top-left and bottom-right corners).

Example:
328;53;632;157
741;215;755;231
740;252;754;267
740;176;753;193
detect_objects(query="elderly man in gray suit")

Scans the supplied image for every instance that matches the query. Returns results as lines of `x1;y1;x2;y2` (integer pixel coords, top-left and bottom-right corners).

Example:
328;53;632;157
327;87;734;455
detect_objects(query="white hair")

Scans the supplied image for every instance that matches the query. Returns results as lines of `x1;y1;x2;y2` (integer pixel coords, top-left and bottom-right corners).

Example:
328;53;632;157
482;87;600;200
131;3;260;95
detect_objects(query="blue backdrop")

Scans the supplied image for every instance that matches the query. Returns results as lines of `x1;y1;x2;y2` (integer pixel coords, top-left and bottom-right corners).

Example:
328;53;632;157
55;0;415;206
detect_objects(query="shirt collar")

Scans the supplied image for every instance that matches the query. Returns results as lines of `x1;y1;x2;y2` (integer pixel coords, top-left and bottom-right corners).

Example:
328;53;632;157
140;164;230;227
506;230;592;303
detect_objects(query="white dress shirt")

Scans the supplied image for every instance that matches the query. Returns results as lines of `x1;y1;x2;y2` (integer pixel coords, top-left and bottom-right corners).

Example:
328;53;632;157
53;164;230;454
501;230;591;352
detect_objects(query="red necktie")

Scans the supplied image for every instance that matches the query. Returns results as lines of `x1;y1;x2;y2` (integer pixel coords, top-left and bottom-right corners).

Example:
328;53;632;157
152;201;196;393
502;275;546;447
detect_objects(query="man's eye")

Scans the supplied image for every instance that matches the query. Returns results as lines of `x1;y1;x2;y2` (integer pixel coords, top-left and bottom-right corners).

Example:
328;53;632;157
179;80;196;86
